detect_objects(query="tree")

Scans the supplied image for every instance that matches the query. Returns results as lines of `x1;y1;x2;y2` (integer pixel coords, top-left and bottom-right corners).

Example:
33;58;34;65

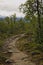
5;16;10;24
11;14;16;23
19;0;43;44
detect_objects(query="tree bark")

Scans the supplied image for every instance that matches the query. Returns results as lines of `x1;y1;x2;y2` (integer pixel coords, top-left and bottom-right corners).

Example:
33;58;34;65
37;0;41;44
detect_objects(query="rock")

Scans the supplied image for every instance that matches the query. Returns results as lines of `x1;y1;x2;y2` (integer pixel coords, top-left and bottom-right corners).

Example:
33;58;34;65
7;50;13;53
39;58;43;61
31;52;40;56
8;46;12;49
3;51;7;54
5;59;14;64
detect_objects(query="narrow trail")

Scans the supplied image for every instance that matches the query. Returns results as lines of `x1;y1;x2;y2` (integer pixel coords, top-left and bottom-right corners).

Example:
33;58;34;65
4;34;36;65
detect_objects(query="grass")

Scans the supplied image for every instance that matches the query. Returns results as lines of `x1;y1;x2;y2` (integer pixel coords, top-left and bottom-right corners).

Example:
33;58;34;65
16;33;43;65
0;40;4;47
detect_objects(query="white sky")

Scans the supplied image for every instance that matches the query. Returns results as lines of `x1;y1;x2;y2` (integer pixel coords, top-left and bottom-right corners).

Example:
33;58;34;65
0;0;26;17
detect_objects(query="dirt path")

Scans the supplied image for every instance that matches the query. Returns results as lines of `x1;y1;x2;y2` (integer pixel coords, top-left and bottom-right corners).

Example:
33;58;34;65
5;34;36;65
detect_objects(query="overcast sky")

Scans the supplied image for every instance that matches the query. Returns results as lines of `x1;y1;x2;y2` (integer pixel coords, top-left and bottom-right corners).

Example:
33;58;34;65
0;0;26;17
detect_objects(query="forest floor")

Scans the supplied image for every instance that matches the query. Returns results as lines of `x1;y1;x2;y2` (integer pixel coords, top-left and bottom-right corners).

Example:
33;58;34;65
3;34;36;65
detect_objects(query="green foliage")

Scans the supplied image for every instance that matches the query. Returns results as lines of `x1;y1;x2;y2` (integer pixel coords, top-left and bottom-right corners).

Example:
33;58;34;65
20;0;43;44
16;34;43;65
0;40;4;47
0;15;30;47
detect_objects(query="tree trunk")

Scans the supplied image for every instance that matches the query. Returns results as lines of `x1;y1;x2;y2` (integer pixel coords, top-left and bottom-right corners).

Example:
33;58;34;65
37;0;41;44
